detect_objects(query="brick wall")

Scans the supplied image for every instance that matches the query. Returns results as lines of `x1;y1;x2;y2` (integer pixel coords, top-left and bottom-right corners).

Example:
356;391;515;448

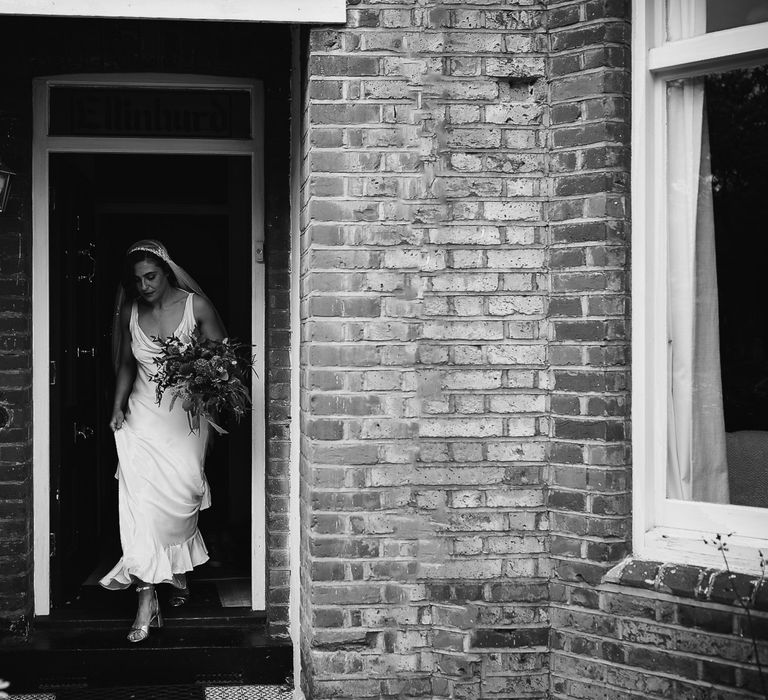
300;2;551;697
0;83;33;621
300;1;768;699
550;559;768;699
264;69;294;638
546;0;631;591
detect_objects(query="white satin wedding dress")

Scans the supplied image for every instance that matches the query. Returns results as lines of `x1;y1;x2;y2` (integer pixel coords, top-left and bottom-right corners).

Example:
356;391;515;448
100;292;211;590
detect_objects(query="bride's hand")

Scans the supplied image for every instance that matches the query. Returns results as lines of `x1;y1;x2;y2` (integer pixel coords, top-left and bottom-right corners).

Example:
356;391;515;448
109;409;126;432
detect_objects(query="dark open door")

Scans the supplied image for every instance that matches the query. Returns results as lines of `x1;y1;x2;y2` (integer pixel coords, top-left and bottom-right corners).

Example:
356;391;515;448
49;157;105;607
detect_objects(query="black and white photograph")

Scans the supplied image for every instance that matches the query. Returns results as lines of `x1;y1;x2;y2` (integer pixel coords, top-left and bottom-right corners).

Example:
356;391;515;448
0;1;767;698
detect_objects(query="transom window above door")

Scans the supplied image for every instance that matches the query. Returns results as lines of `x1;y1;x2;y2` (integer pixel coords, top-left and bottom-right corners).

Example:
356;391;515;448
49;87;252;139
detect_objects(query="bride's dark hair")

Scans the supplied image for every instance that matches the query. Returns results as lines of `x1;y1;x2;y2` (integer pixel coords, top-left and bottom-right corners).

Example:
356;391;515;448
113;239;226;372
122;249;179;298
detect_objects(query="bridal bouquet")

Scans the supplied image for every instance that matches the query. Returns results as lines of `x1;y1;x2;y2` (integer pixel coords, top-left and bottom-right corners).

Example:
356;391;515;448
150;330;253;434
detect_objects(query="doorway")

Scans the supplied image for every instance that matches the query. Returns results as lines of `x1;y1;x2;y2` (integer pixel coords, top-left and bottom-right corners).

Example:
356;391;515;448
33;75;266;616
48;153;255;615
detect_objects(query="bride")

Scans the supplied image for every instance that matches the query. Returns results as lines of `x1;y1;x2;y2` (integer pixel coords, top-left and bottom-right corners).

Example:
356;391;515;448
102;239;225;643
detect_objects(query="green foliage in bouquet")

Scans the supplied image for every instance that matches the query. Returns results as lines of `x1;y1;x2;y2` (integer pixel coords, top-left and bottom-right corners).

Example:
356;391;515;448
150;329;253;434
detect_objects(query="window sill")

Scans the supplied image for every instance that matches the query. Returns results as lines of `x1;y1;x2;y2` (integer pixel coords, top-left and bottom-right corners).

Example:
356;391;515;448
604;555;768;611
637;526;767;576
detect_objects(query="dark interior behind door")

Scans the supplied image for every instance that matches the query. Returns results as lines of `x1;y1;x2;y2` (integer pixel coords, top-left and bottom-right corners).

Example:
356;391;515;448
49;153;253;609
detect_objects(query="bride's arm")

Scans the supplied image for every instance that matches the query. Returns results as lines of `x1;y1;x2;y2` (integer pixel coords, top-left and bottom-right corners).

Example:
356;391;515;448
110;303;136;432
193;295;225;341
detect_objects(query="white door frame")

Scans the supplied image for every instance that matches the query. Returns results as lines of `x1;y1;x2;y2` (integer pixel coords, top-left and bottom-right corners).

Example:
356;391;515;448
32;73;266;615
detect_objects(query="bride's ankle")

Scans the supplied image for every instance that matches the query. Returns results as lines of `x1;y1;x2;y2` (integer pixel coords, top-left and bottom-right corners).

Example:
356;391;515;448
134;585;156;610
135;583;154;597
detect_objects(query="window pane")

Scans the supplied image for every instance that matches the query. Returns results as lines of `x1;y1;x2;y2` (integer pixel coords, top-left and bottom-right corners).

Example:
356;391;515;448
707;0;768;32
666;0;768;40
666;65;768;508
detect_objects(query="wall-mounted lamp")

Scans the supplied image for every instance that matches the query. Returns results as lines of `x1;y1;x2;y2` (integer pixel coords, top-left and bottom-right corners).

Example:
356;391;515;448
0;161;15;213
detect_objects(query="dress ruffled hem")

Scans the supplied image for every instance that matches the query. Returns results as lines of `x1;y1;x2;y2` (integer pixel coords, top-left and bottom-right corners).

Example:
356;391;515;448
99;528;209;590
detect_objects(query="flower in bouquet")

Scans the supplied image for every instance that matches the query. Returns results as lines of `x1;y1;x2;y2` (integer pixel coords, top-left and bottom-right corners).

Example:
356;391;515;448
150;330;254;434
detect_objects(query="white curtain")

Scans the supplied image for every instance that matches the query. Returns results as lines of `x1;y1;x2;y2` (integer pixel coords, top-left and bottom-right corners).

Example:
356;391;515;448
666;0;730;503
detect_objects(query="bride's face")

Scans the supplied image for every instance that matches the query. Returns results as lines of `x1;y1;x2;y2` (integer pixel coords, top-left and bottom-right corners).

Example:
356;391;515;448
133;260;170;302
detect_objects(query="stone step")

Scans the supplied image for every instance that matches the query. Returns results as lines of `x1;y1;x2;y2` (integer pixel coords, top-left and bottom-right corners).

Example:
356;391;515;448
0;620;292;693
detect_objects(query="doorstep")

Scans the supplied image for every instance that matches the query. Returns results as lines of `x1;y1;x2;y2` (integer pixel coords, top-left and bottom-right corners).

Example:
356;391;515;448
0;612;292;693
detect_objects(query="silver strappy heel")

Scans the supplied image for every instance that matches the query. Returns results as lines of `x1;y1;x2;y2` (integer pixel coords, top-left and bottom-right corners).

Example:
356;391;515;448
169;585;190;608
128;584;163;643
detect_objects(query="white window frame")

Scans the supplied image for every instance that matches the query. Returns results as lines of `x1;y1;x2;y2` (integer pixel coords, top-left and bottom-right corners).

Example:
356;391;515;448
0;0;346;23
632;0;768;573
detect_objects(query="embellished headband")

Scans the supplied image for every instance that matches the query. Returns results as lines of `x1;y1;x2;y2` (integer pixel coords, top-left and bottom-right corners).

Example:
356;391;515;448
128;245;171;263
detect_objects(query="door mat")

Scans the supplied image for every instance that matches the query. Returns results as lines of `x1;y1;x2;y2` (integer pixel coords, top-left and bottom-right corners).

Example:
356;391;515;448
215;579;251;608
205;687;292;700
14;686;202;700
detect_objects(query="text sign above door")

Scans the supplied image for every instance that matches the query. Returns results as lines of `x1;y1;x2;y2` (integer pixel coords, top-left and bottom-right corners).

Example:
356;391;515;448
50;88;251;139
0;0;346;22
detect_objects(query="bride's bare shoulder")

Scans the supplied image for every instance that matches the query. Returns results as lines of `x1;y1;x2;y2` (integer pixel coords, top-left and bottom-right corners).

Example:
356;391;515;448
191;293;216;318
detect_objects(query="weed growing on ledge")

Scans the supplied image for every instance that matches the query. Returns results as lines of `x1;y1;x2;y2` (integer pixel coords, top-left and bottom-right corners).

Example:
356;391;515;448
704;533;767;698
